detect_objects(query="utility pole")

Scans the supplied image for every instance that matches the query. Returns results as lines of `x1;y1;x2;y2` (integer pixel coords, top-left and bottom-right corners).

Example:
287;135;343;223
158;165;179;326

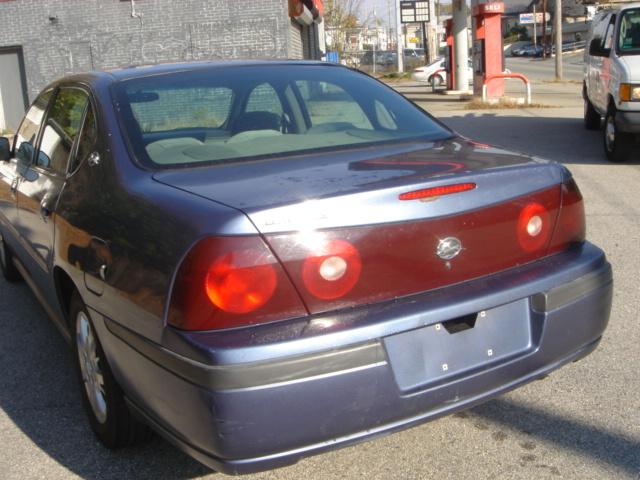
396;0;404;72
373;8;377;75
542;0;548;58
452;0;469;91
554;0;563;79
428;0;437;63
533;4;537;48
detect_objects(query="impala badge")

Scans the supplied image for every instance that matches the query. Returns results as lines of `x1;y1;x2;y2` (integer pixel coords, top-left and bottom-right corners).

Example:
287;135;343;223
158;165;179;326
436;237;462;260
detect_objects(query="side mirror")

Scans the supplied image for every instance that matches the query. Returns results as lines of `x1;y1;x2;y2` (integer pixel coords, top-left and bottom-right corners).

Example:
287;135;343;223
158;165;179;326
589;38;609;57
16;141;33;166
0;137;10;161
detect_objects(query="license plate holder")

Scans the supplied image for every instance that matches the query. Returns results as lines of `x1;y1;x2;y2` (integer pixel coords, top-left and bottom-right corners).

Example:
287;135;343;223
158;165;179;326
384;299;533;392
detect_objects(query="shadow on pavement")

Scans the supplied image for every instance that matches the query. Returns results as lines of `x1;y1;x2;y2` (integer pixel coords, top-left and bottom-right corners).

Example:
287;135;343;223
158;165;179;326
0;279;211;480
439;113;640;166
469;398;640;476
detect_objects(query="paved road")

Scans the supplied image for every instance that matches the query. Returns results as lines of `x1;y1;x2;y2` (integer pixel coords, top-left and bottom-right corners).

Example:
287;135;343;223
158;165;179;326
505;52;585;82
1;84;639;479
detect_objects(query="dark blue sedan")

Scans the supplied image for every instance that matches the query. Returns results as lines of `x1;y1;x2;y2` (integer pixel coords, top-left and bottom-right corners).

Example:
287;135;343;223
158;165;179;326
0;61;612;474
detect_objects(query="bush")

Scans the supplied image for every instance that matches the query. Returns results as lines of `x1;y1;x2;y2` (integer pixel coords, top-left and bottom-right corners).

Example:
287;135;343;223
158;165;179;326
505;25;529;42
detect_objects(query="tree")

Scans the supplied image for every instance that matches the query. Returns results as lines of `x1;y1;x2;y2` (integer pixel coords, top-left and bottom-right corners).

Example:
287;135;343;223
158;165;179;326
324;0;368;54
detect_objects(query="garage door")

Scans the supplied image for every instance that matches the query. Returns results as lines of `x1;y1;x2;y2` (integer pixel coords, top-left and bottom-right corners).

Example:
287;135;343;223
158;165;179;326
0;48;28;132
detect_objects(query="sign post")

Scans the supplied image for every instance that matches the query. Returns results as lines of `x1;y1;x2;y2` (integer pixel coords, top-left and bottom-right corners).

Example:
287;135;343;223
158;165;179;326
400;1;430;23
519;12;550;24
533;5;537;48
400;1;431;63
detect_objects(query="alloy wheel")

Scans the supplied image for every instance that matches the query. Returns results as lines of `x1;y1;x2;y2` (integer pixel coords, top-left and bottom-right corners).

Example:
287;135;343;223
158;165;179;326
76;311;107;424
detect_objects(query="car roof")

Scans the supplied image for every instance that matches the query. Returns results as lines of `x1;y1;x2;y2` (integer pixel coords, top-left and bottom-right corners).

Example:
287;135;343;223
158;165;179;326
53;59;340;86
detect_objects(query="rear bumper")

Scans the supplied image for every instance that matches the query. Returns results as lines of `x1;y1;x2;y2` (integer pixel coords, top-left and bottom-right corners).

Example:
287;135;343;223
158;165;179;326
95;243;612;475
615;110;640;133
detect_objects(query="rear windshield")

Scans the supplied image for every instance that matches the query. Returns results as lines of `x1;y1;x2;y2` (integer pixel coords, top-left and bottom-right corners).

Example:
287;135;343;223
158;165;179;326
618;8;640;54
114;64;452;168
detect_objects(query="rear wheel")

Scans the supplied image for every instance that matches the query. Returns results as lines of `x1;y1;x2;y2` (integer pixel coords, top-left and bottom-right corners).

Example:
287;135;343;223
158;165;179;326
583;97;601;130
71;292;150;448
0;234;22;282
430;74;443;88
604;108;634;163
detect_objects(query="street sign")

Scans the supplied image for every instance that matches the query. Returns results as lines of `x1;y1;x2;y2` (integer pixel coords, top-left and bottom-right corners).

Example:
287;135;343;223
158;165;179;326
400;1;430;23
519;12;550;24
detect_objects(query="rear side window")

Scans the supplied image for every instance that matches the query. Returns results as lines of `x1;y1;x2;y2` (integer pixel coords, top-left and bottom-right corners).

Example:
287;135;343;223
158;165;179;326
38;88;89;173
246;83;283;116
71;102;97;173
14;90;52;165
129;87;233;132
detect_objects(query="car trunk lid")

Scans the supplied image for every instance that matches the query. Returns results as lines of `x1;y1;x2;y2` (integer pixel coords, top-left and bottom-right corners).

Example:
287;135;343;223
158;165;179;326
154;137;576;315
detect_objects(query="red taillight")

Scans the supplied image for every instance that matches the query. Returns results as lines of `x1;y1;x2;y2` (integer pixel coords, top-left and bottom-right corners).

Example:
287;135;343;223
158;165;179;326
517;201;552;252
399;183;476;201
302;239;362;300
205;249;277;314
548;178;586;253
414;69;424;73
168;236;307;331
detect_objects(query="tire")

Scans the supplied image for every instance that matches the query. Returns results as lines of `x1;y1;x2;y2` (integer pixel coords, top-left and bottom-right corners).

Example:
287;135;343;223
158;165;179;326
71;292;150;448
604;108;634;163
430;74;444;88
0;234;22;282
583;97;601;130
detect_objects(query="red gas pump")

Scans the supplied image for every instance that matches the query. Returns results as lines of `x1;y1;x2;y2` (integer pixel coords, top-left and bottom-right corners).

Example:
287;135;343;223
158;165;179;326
472;2;505;97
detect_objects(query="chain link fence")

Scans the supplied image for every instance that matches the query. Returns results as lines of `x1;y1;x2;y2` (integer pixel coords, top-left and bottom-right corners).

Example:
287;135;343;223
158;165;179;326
333;49;429;74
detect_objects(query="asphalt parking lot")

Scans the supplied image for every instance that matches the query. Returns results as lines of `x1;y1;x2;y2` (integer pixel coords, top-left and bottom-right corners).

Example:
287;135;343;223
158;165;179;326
1;64;639;479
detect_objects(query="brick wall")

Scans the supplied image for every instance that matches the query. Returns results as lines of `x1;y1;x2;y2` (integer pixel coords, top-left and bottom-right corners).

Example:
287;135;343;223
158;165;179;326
0;0;301;101
289;21;304;60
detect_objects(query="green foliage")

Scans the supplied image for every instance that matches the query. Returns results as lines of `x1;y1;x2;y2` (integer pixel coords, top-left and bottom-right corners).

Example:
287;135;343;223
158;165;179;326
325;0;365;55
505;25;530;42
50;89;88;138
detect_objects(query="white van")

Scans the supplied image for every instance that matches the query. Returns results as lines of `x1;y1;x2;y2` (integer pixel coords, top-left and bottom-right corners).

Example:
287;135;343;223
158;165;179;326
583;4;640;162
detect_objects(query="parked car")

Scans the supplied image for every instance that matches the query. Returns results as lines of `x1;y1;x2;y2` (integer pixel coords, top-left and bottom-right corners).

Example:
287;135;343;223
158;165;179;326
0;61;612;474
412;57;473;86
583;4;640;162
519;44;546;57
361;49;425;67
361;50;396;66
511;43;533;57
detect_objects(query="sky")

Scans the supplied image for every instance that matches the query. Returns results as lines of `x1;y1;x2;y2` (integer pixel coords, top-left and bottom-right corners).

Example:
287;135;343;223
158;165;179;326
358;0;451;26
362;0;397;26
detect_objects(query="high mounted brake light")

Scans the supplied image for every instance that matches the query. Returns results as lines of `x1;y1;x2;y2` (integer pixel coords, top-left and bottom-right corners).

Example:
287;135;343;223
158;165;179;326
399;183;476;201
